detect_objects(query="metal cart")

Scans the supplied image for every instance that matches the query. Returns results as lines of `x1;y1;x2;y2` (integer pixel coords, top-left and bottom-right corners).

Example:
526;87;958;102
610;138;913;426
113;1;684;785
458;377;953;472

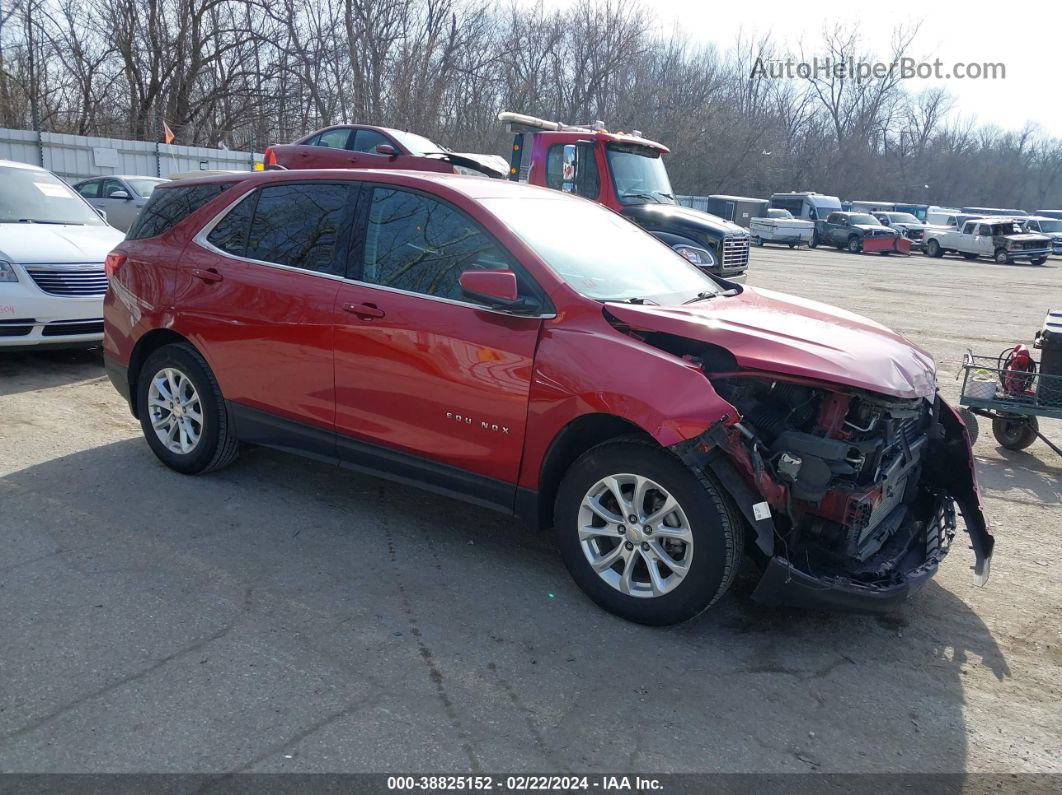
958;353;1062;457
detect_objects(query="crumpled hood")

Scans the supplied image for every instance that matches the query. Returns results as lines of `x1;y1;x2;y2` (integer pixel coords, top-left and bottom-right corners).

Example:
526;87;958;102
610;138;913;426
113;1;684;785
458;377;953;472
0;224;124;264
1004;232;1051;243
853;224;897;234
606;286;937;399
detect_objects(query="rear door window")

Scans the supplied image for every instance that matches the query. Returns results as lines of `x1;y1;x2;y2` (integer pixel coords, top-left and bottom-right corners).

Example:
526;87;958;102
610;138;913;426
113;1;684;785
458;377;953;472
206;194;256;257
243;182;353;274
314;128;353;148
76;180;100;199
127;183;234;240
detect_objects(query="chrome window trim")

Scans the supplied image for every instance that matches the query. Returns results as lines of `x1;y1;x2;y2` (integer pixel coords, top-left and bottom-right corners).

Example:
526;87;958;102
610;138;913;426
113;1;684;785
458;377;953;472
192;187;557;320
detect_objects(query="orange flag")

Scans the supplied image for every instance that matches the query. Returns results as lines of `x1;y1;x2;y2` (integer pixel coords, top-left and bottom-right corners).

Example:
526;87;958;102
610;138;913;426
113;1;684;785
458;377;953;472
163;121;175;144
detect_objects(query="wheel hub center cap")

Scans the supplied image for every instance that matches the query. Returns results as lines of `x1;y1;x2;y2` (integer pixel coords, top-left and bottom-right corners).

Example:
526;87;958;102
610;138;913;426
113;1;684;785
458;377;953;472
627;524;644;543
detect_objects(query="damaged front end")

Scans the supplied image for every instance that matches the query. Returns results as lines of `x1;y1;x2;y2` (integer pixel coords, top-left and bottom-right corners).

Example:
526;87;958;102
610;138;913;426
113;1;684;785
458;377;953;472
674;375;994;612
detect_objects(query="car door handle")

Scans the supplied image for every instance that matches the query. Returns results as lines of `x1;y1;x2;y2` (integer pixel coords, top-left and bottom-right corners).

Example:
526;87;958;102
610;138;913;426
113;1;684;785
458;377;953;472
191;268;223;283
342;302;385;319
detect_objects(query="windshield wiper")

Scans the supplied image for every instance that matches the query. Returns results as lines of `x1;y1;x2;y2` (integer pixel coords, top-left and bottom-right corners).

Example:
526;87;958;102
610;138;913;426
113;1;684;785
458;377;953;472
612;296;659;305
12;218;84;225
683;288;740;304
620;192;661;203
683;291;719;304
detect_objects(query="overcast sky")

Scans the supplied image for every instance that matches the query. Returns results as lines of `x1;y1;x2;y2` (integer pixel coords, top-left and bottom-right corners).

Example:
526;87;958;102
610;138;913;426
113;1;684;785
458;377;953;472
539;0;1058;137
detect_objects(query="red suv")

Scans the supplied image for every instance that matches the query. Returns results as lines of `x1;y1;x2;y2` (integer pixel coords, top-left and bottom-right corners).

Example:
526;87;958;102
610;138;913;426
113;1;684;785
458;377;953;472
103;169;992;625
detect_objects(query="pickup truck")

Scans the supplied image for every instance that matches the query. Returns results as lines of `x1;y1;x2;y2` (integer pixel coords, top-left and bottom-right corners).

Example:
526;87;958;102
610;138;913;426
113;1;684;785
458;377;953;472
924;218;1051;264
872;211;933;250
811;211;910;254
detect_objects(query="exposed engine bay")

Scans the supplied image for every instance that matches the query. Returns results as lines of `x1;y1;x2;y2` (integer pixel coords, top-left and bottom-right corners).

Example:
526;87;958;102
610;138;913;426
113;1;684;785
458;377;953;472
710;377;949;579
607;308;994;611
676;372;991;609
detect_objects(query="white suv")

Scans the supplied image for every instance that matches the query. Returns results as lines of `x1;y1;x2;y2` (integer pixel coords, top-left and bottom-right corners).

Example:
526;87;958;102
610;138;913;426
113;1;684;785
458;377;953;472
1;160;124;348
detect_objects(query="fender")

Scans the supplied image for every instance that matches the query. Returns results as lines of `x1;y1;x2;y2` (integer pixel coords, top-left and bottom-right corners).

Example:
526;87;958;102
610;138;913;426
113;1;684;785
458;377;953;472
517;309;737;491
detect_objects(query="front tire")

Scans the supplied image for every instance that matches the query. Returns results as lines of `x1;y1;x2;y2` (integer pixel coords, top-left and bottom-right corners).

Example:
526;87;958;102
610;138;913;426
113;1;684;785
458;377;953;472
847;236;862;254
137;343;240;474
554;439;743;625
1032;256;1047;265
926;239;943;258
963;252;978;260
994;248;1012;264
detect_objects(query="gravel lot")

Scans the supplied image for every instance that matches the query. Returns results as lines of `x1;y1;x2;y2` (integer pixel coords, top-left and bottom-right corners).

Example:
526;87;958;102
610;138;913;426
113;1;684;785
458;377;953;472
1;246;1059;774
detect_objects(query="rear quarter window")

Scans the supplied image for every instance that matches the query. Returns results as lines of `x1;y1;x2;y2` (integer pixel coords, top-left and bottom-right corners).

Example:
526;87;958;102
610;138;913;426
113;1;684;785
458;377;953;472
127;182;234;240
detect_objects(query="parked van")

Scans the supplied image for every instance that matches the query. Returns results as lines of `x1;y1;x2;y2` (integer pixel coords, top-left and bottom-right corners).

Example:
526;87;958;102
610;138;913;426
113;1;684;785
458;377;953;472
847;200;895;214
769;192;842;222
893;203;930;222
962;206;1029;217
926;206;963;226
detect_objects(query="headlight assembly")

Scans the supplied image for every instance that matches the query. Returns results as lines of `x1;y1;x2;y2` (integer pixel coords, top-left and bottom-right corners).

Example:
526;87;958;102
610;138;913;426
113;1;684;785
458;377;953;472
672;244;716;267
0;261;18;283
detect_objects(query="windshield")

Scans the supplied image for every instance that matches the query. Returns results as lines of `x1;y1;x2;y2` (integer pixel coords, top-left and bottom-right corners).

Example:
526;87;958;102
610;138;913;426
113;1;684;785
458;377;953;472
390;130;446;155
848;213;881;225
127;178;166;197
1035;219;1062;233
482;196;719;303
888;213;919;224
0;166;104;225
767;209;793;219
606;144;674;204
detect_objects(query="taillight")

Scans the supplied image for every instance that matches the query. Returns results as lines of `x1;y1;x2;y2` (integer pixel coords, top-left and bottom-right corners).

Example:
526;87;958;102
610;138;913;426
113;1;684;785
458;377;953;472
264;147;278;169
104;252;127;280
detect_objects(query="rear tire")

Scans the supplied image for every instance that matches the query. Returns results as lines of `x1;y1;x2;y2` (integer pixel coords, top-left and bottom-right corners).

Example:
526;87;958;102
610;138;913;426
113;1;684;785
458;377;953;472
554;438;743;625
809;233;819;249
992;415;1038;451
137;343;240;474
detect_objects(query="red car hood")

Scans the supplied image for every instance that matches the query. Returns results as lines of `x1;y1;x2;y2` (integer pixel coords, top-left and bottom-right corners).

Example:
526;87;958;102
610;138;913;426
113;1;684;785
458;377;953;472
606;287;937;399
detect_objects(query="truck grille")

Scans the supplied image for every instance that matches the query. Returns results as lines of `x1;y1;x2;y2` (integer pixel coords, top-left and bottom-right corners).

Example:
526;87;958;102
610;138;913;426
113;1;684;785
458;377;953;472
906;229;924;240
25;265;108;296
721;235;750;269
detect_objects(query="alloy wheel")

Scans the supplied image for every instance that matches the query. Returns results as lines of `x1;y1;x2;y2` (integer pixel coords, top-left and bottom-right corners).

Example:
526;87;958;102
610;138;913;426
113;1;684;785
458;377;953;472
147;367;203;454
577;473;694;598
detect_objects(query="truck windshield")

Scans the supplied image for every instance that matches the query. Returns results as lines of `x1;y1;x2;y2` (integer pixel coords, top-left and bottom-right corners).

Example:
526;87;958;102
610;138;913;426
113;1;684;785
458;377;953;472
1036;220;1062;233
848;214;881;225
0;166;105;226
482;195;718;303
606;144;674;205
887;213;920;224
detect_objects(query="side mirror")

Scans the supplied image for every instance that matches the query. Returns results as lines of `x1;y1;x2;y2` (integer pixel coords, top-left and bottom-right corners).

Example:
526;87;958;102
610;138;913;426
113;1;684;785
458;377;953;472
375;144;398;158
459;270;538;313
109;190;130;200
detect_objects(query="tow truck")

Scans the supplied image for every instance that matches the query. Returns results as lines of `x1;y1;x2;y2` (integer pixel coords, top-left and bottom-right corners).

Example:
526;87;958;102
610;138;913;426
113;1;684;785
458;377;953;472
499;112;750;282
